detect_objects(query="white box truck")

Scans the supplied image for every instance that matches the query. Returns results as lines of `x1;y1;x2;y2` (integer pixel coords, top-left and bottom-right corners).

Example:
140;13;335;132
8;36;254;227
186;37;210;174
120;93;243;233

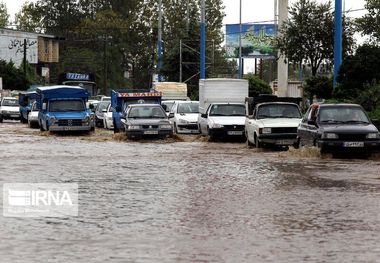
198;78;249;139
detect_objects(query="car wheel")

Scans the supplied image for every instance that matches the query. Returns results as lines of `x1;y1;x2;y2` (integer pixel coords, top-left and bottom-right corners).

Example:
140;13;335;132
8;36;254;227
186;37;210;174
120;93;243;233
293;137;300;149
46;121;49;131
39;121;45;131
174;122;178;133
0;117;3;123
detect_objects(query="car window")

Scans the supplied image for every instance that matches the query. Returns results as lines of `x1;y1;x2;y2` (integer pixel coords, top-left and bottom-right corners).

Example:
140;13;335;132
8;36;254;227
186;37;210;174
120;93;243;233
161;101;175;112
97;102;110;112
128;106;166;119
177;103;199;114
257;104;301;119
2;99;19;107
318;107;370;124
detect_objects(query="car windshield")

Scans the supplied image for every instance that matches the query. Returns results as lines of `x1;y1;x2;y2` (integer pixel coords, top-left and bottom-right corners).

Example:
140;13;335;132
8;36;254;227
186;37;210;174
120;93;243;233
162;101;175;112
2;99;19;106
49;100;85;112
97;102;110;112
128;106;166;119
209;104;245;116
177;103;199;114
319;107;370;124
257;104;301;119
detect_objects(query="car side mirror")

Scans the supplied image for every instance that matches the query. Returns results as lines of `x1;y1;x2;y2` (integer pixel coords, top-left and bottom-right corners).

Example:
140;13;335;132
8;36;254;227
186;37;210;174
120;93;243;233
102;109;107;113
89;104;94;110
162;105;167;111
168;112;174;118
201;113;208;118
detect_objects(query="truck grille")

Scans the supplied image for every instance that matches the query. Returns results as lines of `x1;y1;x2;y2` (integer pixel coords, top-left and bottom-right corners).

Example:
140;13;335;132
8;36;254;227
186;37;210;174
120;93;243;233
142;125;158;129
224;125;244;131
338;134;367;141
271;127;298;134
178;124;199;130
58;119;83;126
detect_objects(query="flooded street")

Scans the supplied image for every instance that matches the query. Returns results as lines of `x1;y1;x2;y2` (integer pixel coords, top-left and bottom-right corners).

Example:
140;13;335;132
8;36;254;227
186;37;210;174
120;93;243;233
1;122;380;262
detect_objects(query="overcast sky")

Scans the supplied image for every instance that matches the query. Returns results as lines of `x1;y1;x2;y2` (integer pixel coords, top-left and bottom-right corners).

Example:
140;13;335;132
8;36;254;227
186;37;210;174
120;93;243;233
3;0;367;24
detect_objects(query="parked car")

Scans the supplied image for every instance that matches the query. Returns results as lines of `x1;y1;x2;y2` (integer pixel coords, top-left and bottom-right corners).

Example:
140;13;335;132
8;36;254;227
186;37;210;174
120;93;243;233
95;101;110;127
121;104;173;139
87;99;99;112
101;96;111;102
0;97;20;122
169;101;199;134
297;103;380;154
245;96;302;148
28;101;39;128
103;103;114;130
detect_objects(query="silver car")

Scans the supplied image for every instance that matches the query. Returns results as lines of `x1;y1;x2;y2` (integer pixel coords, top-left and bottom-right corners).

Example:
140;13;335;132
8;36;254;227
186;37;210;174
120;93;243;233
121;104;173;139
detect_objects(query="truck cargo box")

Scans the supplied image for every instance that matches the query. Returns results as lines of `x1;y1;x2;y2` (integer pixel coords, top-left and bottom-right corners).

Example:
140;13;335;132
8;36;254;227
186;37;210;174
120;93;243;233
152;82;188;101
199;78;248;114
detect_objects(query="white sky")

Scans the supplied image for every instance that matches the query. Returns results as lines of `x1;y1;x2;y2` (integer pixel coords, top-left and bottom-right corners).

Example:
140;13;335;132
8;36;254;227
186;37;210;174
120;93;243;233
2;0;367;24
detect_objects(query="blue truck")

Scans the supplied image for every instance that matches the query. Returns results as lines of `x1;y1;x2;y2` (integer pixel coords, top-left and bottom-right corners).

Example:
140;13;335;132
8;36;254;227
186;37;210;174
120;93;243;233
19;91;39;123
111;89;162;133
36;85;95;132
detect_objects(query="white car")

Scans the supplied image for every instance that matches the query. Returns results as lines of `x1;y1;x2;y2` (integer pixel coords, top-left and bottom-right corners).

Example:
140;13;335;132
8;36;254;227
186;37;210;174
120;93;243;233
27;101;39;128
161;100;176;116
0;97;20;123
169;101;199;134
245;101;302;148
103;104;114;130
198;103;246;139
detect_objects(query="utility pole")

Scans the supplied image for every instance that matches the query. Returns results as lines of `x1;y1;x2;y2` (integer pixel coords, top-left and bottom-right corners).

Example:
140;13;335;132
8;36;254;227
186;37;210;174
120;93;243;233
157;0;163;82
333;0;343;88
23;39;27;77
277;0;288;97
103;34;107;92
200;0;206;79
238;0;243;79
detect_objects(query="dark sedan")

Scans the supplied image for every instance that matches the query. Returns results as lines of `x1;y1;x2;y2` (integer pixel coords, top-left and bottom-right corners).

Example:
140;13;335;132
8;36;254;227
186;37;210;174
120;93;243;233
297;104;380;154
121;104;173;139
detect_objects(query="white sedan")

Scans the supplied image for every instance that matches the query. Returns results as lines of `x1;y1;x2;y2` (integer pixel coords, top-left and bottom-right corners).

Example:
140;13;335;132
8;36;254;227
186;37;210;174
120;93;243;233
103;104;114;130
27;101;39;128
169;101;200;134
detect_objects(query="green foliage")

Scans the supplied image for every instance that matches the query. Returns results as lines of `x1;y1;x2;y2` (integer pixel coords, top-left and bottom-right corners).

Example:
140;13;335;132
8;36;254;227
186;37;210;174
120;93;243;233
0;2;9;27
334;44;380;100
304;76;333;101
15;2;43;32
0;60;31;91
356;0;380;42
277;0;355;76
245;73;272;97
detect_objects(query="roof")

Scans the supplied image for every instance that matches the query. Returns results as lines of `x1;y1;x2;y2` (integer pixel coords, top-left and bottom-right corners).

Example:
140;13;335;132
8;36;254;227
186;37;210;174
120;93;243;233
314;103;362;108
36;85;89;99
128;104;163;107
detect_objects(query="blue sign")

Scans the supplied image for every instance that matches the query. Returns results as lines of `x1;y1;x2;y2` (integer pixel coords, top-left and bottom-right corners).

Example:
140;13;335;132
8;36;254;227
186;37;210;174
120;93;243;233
225;24;277;59
66;73;90;81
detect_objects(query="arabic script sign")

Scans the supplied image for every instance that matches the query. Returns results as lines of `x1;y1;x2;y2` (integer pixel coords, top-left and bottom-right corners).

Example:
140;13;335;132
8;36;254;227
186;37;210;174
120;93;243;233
225;24;277;59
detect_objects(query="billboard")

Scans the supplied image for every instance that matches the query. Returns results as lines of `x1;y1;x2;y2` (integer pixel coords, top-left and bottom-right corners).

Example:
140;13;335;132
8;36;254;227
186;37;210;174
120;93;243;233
225;24;277;59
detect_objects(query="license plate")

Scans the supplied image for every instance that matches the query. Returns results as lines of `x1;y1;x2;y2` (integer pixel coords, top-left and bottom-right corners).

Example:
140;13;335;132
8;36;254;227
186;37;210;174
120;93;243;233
64;127;74;131
343;142;364;147
227;131;243;136
144;130;158;135
10;115;19;118
276;139;294;145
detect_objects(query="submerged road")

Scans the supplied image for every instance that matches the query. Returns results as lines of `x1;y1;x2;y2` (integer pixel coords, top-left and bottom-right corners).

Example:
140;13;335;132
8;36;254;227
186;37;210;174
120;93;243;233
0;122;380;262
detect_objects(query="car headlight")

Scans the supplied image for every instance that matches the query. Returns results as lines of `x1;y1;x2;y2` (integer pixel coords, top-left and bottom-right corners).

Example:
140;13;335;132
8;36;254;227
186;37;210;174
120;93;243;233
49;117;57;124
178;119;189;124
367;133;380;139
211;123;224;129
322;133;339;139
128;125;140;130
160;124;172;129
260;127;272;134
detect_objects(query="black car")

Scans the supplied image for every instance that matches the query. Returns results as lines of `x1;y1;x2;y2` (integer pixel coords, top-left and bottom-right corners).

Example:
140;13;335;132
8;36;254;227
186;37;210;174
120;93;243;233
297;104;380;154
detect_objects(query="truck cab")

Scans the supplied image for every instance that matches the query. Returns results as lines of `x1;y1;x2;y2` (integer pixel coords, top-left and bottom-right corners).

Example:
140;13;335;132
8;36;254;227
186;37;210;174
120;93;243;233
245;95;302;148
37;86;95;132
111;89;162;133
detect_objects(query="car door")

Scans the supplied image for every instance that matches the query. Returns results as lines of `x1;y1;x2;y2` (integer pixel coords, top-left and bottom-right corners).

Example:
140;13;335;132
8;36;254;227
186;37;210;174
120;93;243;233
199;105;211;135
303;106;319;146
245;108;256;142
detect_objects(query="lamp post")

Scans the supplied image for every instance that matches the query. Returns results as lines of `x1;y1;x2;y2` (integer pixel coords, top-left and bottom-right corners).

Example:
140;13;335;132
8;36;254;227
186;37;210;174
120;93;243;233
238;0;242;79
200;0;206;79
157;0;163;82
333;0;343;88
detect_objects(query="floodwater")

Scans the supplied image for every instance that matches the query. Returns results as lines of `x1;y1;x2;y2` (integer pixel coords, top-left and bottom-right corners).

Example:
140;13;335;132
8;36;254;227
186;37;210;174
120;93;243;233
0;121;380;263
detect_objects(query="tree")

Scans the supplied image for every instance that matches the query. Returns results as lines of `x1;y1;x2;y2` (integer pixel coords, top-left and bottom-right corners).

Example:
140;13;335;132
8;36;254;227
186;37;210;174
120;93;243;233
357;0;380;42
334;44;380;100
0;60;31;91
277;0;355;77
0;2;9;27
15;2;43;32
245;73;273;97
304;76;333;102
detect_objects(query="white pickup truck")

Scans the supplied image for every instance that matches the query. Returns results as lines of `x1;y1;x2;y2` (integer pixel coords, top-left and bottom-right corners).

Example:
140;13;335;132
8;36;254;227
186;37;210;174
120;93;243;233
198;78;248;139
245;95;302;148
